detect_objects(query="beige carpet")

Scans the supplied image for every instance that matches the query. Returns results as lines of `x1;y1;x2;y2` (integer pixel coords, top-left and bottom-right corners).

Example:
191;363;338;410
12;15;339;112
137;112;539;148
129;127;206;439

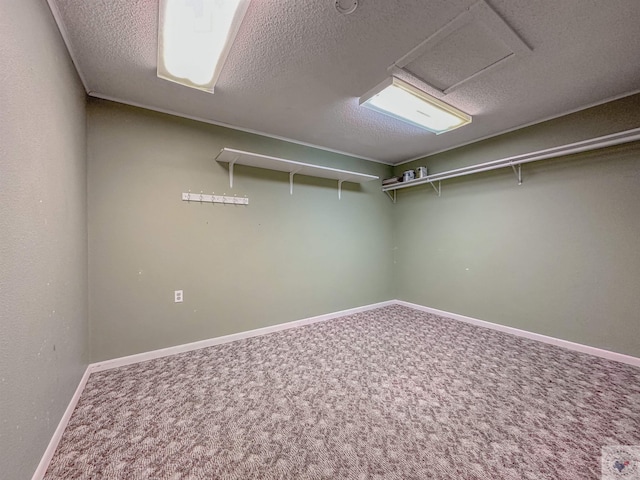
45;305;640;479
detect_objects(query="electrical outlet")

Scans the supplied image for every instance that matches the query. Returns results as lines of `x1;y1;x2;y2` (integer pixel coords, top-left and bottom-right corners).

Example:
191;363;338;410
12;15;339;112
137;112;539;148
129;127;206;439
174;290;183;303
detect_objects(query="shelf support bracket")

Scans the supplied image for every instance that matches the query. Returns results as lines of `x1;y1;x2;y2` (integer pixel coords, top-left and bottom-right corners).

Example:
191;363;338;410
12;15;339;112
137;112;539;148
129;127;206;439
338;180;344;200
229;155;239;188
384;190;396;203
289;169;301;195
511;163;522;185
428;180;441;197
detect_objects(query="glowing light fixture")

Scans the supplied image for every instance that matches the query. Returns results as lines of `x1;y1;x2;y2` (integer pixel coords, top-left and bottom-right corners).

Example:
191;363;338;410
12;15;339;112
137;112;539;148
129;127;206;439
360;76;472;134
157;0;251;93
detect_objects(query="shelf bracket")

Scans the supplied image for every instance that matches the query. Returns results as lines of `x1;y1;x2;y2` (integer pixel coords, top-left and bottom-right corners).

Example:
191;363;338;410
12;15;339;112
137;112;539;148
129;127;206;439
338;180;344;200
289;169;301;195
511;163;522;185
428;180;441;197
384;190;396;203
229;155;239;188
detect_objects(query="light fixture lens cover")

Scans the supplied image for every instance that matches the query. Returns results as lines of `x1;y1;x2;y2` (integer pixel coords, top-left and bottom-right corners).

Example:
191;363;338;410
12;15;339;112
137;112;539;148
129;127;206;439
158;0;250;93
360;77;471;134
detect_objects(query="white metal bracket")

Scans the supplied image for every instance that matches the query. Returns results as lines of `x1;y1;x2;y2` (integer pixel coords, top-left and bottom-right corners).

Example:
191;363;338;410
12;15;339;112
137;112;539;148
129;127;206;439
288;169;303;195
338;180;344;200
228;155;239;188
511;163;522;185
384;190;397;203
429;180;441;197
182;192;248;205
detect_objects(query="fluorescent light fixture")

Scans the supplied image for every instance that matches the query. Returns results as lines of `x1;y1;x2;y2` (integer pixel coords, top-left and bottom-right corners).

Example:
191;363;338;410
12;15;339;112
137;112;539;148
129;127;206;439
157;0;251;93
360;76;472;134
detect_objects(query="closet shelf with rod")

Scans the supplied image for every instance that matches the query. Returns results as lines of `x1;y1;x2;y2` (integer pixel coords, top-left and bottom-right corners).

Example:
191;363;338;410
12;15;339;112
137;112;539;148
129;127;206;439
215;148;379;199
382;127;640;203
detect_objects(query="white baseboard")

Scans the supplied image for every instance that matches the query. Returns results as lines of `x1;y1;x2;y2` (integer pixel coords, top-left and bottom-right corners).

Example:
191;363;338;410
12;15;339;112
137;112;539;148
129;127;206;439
396;300;640;367
31;365;92;480
90;300;396;373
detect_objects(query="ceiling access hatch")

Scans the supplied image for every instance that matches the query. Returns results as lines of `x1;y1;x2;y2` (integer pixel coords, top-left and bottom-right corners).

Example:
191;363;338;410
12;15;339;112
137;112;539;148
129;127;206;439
392;0;532;95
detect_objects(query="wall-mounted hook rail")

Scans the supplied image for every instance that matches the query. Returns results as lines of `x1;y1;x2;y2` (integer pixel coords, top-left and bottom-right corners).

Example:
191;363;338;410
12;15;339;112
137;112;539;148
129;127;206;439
182;192;248;205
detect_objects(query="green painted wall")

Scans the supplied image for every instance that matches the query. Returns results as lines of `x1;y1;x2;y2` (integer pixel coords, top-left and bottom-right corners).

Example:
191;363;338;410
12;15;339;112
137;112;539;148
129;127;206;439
392;95;640;357
0;1;88;478
88;94;640;361
87;99;394;362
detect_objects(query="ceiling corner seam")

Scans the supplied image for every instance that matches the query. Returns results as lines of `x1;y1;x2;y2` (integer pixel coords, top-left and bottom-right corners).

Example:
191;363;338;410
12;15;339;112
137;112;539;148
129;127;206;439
45;0;91;94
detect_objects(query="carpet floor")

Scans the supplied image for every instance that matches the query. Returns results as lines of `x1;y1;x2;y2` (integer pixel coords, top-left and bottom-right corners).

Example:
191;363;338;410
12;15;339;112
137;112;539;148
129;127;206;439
45;305;640;479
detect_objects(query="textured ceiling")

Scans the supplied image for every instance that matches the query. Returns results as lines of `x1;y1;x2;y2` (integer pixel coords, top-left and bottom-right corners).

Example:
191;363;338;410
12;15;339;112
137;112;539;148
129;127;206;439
50;0;640;164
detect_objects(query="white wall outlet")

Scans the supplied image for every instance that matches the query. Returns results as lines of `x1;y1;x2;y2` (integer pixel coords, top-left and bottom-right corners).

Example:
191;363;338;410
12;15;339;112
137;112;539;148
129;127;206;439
174;290;183;303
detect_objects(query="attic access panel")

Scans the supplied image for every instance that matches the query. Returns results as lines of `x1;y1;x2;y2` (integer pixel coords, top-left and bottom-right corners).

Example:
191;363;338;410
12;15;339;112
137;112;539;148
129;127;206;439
393;0;532;94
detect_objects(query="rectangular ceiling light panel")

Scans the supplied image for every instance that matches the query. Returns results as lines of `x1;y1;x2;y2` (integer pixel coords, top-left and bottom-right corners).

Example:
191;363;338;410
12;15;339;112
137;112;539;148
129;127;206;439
360;77;472;134
158;0;251;93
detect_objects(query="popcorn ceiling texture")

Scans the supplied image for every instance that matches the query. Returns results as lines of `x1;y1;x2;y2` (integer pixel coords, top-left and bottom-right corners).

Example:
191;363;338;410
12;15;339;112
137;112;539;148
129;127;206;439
51;0;640;163
45;306;640;479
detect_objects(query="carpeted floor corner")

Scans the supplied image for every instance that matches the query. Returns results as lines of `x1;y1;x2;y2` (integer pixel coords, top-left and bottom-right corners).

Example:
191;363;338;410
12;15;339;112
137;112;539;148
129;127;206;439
44;305;640;479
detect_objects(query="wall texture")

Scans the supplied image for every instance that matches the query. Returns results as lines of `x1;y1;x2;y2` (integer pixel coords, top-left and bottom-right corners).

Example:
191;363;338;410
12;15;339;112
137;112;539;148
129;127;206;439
393;95;640;357
0;1;88;479
87;99;394;362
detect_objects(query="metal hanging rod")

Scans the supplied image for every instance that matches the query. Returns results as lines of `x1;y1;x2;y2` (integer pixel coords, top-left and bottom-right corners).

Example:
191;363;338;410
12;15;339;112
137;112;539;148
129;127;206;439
382;127;640;193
